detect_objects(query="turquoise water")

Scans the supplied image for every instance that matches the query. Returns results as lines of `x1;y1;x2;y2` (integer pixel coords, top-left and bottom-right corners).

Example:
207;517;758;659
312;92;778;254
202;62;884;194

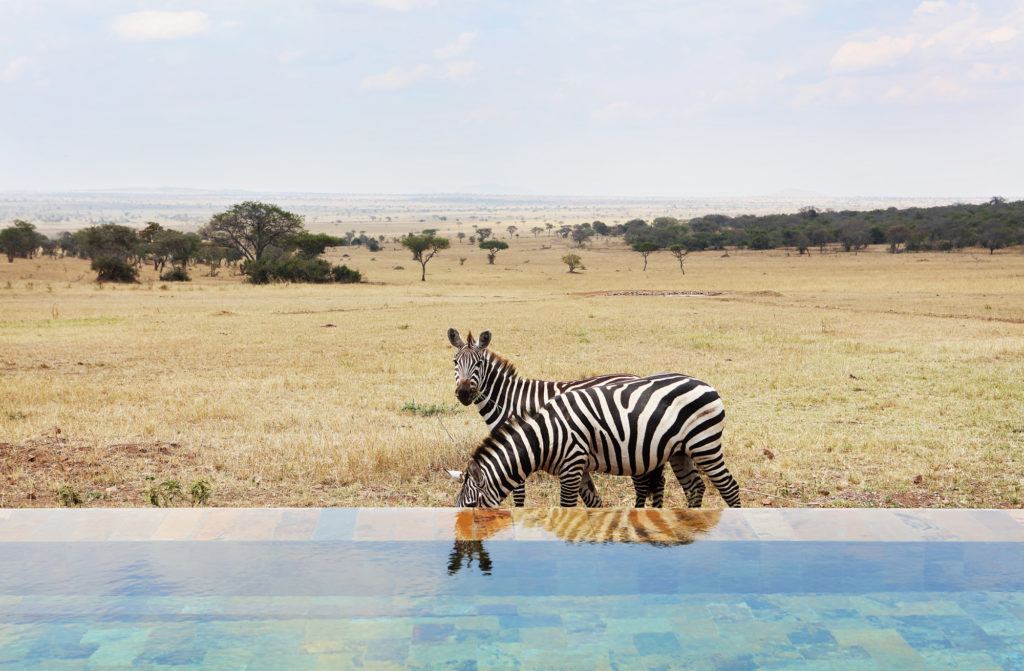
1;540;1023;669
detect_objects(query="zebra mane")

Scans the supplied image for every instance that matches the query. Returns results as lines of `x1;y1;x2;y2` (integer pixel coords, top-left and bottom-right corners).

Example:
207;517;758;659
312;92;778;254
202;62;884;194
482;349;518;378
470;413;527;461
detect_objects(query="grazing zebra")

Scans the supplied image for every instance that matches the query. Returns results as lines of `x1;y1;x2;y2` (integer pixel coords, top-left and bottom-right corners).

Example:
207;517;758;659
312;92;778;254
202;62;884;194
447;328;703;507
453;373;742;509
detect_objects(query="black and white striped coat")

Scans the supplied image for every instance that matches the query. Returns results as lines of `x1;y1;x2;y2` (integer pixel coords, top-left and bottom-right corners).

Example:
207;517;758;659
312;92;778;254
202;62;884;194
448;329;703;507
455;373;741;509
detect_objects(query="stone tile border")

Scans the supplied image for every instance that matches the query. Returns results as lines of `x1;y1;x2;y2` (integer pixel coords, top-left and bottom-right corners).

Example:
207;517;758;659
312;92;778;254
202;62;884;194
0;508;1022;543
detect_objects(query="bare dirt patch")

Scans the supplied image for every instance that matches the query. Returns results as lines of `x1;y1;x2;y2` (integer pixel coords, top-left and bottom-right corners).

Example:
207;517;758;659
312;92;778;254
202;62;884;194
0;435;199;507
575;289;725;297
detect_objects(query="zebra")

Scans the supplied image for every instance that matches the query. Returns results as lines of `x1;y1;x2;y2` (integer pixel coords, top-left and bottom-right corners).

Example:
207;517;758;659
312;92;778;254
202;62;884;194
453;372;742;509
447;328;706;507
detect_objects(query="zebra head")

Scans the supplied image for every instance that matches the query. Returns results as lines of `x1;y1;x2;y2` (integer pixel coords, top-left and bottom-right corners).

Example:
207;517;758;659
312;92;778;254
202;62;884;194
453;459;502;508
447;327;492;406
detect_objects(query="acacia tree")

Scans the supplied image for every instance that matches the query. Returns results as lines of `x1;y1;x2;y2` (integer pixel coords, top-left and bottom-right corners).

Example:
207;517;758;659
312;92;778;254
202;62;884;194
476;227;493;243
887;225;910;254
531;226;543;238
0;220;46;262
401;231;450;281
202;201;305;262
479;239;508;264
571;223;594;247
632;242;660;271
669;244;688;274
561;253;584;273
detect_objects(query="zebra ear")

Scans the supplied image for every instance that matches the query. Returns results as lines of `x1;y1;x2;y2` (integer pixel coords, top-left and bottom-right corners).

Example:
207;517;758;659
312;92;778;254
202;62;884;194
446;469;463;481
447;328;465;348
477;331;492;349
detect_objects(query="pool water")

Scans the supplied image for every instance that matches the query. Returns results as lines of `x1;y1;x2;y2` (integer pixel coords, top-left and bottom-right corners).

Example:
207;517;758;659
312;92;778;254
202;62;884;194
1;508;1022;670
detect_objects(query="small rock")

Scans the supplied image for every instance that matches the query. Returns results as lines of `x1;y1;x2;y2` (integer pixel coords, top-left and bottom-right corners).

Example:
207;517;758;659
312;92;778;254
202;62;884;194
818;489;830;496
762;448;775;460
761;497;773;507
913;474;924;485
322;324;337;328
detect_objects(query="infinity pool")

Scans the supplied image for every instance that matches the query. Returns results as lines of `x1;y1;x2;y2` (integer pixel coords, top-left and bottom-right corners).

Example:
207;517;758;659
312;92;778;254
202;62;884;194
1;508;1022;669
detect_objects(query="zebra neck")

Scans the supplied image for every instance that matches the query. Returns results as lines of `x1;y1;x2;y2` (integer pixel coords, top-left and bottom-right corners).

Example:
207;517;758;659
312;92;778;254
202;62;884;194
482;430;536;498
475;352;522;428
476;366;561;430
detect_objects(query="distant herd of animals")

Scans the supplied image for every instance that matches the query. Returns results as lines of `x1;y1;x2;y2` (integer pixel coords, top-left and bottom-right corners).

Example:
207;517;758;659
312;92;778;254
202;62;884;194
445;328;742;509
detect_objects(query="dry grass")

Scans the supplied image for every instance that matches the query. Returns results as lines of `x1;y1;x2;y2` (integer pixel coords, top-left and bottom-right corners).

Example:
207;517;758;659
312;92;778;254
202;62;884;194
1;237;1022;509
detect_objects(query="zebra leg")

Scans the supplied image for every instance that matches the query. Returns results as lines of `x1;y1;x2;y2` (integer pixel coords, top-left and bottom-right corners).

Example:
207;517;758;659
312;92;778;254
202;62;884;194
580;473;603;508
670;452;706;508
558;467;584;507
512;484;526;507
650;466;666;508
630;475;649;508
689;440;742;508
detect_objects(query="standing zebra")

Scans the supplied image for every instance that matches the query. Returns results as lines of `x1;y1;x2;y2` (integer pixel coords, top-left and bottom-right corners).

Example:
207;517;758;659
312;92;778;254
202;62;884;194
453;373;742;509
447;328;705;507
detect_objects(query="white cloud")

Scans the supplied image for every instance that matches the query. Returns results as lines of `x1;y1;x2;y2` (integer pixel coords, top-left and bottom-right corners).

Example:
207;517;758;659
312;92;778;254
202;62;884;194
361;63;431;90
592;100;653;123
882;74;969;102
341;0;439;10
830;34;917;71
434;32;476;59
362;31;479;90
439;60;479;79
984;25;1018;43
914;1;947;16
112;10;211;41
1;56;31;83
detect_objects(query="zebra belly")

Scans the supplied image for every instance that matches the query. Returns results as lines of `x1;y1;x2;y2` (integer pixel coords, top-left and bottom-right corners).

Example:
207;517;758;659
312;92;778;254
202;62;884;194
584;432;681;476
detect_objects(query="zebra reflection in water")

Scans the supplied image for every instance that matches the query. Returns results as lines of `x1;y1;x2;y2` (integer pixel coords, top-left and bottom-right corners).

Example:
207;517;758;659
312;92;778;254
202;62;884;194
446;508;721;575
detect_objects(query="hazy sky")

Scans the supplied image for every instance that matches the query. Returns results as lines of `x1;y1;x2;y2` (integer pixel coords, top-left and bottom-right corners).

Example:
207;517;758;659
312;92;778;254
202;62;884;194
2;1;1023;196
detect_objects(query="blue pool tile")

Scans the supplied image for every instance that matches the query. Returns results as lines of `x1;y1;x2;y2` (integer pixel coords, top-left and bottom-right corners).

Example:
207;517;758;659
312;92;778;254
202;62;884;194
498;613;562;629
787;625;837;646
633;631;681;655
362;638;409;663
476;603;517;616
413;622;455;642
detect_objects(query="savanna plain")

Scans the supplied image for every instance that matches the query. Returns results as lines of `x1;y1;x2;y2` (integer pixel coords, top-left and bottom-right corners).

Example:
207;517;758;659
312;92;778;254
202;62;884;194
1;231;1022;509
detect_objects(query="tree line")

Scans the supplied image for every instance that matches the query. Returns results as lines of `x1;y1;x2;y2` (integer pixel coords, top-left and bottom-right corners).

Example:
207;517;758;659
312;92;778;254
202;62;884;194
0;202;363;284
4;197;1021;283
619;198;1023;255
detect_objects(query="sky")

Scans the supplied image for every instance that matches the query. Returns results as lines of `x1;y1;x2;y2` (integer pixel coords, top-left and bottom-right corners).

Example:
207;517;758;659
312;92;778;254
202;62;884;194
1;0;1023;197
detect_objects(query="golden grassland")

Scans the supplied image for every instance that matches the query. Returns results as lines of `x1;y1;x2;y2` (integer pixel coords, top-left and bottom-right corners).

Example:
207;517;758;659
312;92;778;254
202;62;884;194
1;237;1022;509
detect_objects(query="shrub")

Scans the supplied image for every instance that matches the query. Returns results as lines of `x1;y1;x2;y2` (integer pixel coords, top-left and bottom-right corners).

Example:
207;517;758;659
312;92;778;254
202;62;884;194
189;479;212;506
401;401;451;417
331;264;362;283
56;485;83;507
91;256;138;283
159;267;191;282
145;479;183;507
243;256;332;284
561;253;584;273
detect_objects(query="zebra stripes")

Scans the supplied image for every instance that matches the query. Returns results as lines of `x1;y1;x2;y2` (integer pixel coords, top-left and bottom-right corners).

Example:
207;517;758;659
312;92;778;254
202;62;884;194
448;328;697;507
455;373;742;509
